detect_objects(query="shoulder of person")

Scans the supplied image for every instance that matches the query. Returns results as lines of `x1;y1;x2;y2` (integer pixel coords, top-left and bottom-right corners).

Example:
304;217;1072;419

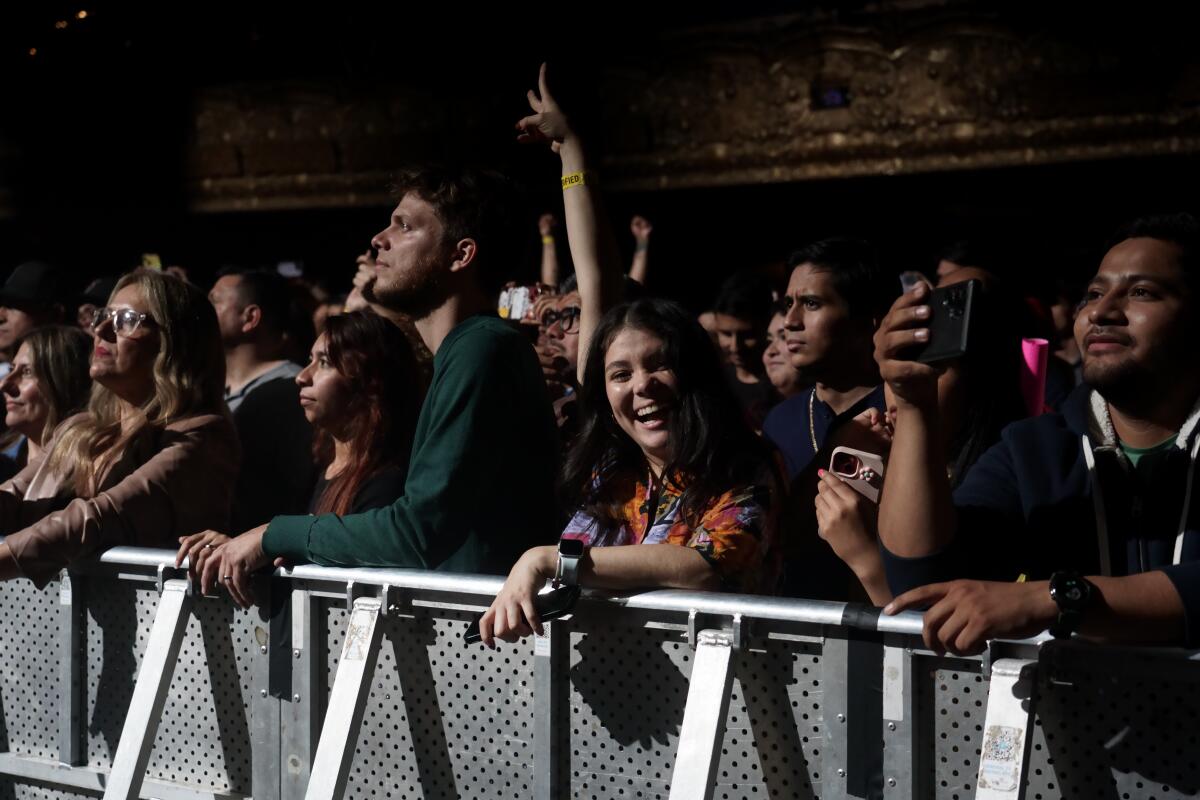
762;389;810;433
162;412;238;443
237;373;302;406
438;316;534;370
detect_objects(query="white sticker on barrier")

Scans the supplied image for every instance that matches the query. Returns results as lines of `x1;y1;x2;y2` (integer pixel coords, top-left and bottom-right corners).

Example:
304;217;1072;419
978;725;1023;791
292;590;306;649
882;645;904;722
342;609;375;661
59;576;72;605
534;633;551;657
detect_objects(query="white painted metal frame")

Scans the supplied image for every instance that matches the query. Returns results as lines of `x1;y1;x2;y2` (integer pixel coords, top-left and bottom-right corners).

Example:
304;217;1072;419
102;578;193;800
975;658;1039;800
302;595;385;800
667;628;738;800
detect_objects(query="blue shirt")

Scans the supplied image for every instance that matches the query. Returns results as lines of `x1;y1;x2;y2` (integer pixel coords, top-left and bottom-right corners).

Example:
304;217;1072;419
762;385;887;480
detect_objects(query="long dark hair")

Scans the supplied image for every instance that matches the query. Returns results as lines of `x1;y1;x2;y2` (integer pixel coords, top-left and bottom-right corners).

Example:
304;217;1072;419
311;311;425;515
561;298;779;542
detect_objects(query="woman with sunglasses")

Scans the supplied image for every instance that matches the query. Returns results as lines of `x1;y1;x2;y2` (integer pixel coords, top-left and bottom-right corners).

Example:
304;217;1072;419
0;270;238;587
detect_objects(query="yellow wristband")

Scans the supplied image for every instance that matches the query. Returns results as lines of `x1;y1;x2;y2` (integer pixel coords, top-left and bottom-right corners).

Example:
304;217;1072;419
561;171;592;190
541;235;555;245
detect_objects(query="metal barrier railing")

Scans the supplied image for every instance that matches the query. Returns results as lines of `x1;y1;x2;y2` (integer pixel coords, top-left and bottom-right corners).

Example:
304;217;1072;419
0;547;1196;800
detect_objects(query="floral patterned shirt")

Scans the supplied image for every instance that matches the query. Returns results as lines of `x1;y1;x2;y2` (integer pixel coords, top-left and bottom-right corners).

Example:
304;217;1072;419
561;470;778;594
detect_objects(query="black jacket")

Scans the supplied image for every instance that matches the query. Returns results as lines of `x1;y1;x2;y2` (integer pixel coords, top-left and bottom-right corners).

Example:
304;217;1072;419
883;383;1200;645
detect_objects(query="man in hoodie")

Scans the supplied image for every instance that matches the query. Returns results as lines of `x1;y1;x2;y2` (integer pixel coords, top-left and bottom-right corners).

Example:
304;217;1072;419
877;213;1200;654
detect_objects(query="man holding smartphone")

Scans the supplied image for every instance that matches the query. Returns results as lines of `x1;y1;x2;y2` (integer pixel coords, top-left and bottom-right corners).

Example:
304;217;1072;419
763;237;897;598
877;213;1200;654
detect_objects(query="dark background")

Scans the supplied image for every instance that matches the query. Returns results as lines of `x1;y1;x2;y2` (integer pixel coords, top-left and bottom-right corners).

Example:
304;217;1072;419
2;2;1198;310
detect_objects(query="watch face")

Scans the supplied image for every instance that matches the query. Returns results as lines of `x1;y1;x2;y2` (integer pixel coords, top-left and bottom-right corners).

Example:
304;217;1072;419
1051;573;1091;611
559;538;586;558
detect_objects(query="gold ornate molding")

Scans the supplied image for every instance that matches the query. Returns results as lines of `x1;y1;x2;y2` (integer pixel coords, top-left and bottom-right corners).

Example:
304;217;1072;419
181;13;1200;210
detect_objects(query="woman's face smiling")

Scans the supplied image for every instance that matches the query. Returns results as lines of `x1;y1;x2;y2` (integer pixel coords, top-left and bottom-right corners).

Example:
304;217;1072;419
603;327;679;472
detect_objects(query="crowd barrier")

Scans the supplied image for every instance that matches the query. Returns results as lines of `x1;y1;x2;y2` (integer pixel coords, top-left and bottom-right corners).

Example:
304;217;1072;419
0;547;1196;800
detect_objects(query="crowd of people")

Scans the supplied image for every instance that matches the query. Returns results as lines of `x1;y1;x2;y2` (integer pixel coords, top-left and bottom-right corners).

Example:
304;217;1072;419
0;64;1196;659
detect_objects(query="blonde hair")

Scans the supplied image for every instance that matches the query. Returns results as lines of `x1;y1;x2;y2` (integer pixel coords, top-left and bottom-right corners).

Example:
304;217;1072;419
47;270;226;496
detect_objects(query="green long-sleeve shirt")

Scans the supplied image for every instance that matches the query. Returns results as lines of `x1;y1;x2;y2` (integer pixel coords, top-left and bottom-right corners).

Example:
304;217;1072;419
263;314;560;574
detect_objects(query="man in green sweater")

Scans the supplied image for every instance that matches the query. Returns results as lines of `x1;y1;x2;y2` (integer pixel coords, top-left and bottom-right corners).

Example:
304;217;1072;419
197;166;561;606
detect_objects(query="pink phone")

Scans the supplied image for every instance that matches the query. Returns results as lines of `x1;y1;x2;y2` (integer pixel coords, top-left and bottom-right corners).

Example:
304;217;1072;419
829;446;885;503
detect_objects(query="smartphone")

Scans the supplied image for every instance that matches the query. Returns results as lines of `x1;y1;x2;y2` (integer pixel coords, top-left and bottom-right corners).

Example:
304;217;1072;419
463;584;581;644
916;279;979;364
829;446;885;503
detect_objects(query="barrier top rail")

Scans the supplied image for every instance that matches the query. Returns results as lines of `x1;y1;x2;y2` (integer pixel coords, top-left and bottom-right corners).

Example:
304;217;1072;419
93;545;928;636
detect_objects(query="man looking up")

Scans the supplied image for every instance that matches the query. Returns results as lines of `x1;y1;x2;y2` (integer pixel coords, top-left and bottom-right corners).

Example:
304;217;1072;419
202;166;560;603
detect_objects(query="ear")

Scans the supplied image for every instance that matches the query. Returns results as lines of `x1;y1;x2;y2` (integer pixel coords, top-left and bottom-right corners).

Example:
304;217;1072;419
241;304;263;334
446;238;479;275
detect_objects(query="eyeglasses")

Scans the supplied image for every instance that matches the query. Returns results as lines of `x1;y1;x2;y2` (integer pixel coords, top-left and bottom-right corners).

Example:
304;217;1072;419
90;306;154;337
541;306;581;333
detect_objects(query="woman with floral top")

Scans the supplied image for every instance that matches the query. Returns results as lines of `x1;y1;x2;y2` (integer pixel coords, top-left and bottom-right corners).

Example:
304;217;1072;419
479;298;782;647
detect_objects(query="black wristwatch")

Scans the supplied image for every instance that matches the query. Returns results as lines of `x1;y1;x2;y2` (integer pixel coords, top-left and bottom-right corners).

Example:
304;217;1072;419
1048;571;1094;638
554;538;586;588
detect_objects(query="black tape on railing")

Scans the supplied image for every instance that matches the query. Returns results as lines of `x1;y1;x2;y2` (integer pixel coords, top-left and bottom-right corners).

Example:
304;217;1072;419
839;602;884;632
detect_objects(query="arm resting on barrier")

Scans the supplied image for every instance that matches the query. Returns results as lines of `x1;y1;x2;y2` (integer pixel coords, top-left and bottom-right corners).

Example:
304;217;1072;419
262;319;560;574
885;570;1187;655
479;544;719;647
4;414;239;588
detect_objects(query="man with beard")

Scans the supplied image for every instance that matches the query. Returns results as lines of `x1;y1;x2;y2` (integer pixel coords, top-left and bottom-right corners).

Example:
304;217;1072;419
878;213;1200;654
203;166;560;597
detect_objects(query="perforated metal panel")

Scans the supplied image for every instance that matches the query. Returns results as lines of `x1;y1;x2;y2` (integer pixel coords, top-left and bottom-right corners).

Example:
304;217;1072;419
1026;646;1200;800
567;622;824;800
918;656;987;800
0;781;95;800
0;580;63;762
323;601;535;799
84;582;259;794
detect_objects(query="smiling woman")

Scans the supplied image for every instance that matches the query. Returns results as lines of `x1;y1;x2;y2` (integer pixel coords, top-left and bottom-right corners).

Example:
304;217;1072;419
0;270;239;587
478;298;785;647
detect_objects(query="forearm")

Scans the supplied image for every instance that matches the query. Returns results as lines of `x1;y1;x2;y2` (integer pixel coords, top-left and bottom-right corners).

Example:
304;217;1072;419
850;552;893;607
1080;572;1187;644
540;237;559;286
527;543;720;592
629;245;648;284
557;137;623;383
878;403;955;557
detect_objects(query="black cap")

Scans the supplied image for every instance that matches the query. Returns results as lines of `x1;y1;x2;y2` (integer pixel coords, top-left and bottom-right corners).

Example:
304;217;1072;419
80;276;119;308
0;261;68;307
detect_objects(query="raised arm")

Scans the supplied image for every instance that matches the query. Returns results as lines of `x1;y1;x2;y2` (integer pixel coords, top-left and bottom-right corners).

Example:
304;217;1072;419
538;213;560;287
874;284;957;558
628;215;653;284
516;63;623;384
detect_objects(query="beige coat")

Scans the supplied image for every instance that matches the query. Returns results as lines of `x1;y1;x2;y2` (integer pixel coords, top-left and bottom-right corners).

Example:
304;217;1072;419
0;412;240;586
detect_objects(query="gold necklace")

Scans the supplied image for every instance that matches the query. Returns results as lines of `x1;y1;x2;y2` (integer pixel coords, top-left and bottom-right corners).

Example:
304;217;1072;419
808;388;818;452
